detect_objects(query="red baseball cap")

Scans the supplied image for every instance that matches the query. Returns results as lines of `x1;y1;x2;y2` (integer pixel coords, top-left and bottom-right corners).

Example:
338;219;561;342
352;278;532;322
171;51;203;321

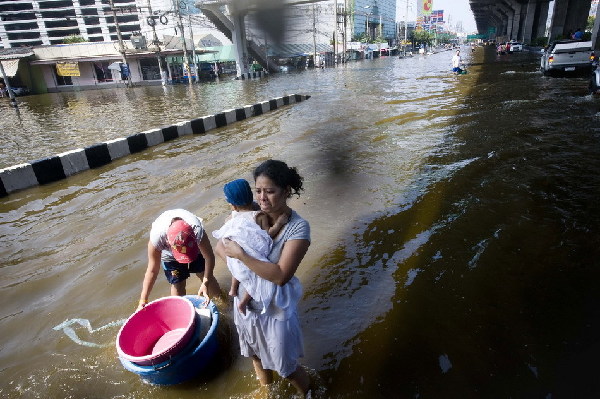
166;220;199;263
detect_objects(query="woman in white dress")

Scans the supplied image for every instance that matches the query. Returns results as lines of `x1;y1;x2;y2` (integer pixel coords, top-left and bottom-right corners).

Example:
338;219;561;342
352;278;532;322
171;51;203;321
216;159;311;397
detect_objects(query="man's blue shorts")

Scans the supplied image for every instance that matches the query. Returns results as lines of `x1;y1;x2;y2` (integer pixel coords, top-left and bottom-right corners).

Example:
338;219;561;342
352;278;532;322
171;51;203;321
162;256;205;284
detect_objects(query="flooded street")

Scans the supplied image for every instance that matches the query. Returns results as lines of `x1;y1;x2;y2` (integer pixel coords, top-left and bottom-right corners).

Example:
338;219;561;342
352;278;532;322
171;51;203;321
2;46;600;398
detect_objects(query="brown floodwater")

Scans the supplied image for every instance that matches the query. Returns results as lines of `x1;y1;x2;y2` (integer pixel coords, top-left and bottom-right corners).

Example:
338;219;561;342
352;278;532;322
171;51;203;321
1;45;600;398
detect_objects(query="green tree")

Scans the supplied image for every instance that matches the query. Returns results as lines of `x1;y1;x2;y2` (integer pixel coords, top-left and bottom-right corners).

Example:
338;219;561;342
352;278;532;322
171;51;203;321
412;30;434;46
353;32;369;43
587;16;595;32
63;35;86;44
436;32;456;45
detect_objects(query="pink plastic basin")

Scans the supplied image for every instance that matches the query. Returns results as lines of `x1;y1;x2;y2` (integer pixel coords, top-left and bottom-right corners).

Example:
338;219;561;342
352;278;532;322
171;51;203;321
116;296;197;365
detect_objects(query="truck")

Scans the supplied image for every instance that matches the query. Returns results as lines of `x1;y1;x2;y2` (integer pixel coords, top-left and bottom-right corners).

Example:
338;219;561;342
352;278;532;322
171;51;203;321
540;39;595;76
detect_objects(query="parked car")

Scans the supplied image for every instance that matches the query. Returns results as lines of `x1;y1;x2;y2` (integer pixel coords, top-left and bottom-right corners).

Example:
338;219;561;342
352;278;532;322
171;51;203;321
509;42;523;52
540;39;595;76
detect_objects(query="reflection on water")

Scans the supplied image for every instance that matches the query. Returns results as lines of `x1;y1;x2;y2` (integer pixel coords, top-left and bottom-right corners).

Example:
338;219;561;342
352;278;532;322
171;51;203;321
0;81;272;169
2;47;600;398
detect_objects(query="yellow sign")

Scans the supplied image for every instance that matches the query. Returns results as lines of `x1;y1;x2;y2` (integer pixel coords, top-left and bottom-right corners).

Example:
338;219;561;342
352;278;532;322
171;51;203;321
56;62;80;77
423;0;432;16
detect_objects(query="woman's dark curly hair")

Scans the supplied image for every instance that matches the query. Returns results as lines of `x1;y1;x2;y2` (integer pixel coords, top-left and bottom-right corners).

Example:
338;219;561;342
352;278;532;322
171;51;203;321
253;159;304;198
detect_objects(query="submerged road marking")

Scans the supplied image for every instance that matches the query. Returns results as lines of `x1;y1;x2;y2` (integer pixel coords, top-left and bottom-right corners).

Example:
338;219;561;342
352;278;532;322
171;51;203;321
53;318;126;348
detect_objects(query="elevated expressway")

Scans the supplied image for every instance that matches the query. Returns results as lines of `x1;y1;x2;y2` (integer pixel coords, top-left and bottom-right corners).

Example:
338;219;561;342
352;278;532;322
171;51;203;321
469;0;600;49
195;0;330;76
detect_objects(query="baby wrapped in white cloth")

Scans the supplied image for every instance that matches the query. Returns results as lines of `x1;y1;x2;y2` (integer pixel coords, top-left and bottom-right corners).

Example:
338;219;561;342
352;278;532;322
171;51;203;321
212;216;276;313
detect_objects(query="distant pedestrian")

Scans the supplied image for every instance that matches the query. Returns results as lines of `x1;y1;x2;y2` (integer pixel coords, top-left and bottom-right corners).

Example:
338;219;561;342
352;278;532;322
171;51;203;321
573;28;583;40
452;49;463;74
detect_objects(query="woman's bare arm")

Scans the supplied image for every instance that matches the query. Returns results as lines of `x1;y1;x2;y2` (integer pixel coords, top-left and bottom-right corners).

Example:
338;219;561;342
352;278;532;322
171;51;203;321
221;238;309;286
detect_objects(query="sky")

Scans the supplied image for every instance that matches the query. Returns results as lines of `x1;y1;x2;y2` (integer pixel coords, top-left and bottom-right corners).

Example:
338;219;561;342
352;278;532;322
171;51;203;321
432;0;477;33
398;0;478;34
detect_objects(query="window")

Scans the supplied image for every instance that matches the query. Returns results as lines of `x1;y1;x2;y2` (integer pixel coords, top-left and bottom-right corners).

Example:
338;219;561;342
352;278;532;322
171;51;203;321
116;15;139;24
84;17;100;25
93;62;113;83
53;65;73;86
4;23;39;31
139;58;160;80
47;28;80;37
2;13;36;22
39;1;74;9
13;41;43;47
0;3;34;12
45;20;78;29
7;32;41;40
41;10;76;19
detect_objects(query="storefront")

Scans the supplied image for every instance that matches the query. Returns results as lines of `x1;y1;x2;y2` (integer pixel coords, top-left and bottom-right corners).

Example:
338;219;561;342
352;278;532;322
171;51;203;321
23;42;214;93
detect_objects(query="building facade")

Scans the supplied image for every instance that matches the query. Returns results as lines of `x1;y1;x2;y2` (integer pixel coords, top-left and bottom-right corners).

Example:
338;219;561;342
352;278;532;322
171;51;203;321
242;0;397;62
0;0;230;53
0;0;142;48
351;0;397;41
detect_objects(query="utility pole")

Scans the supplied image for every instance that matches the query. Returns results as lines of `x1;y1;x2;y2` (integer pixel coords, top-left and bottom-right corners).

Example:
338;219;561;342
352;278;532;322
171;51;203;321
343;0;347;62
188;16;199;83
0;61;17;107
404;0;409;56
265;32;269;72
173;0;191;85
312;3;317;67
109;0;132;87
146;0;165;85
334;0;337;65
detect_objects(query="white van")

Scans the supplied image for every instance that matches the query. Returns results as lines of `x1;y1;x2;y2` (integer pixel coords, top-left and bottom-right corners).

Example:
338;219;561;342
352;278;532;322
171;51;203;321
540;40;595;76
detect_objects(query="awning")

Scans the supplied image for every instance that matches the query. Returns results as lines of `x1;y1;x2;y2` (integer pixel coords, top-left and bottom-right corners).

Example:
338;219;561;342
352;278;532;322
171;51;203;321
196;45;235;62
0;48;33;78
31;56;122;65
0;59;20;77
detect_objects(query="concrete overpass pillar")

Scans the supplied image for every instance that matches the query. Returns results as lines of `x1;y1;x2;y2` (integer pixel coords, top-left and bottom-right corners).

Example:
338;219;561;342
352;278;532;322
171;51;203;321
592;3;600;50
549;0;569;40
549;0;592;41
564;0;592;34
231;11;250;76
510;2;523;41
521;1;538;44
489;14;503;40
534;1;550;40
497;3;515;39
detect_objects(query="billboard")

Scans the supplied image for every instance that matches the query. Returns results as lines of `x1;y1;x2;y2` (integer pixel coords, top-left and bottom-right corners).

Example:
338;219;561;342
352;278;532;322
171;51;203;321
422;0;432;16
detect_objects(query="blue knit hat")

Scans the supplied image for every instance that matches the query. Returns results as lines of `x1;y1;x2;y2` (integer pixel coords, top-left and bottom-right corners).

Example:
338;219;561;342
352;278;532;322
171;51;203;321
223;179;253;206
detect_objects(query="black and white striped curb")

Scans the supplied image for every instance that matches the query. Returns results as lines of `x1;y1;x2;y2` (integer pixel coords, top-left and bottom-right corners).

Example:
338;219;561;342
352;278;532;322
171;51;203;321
0;94;310;197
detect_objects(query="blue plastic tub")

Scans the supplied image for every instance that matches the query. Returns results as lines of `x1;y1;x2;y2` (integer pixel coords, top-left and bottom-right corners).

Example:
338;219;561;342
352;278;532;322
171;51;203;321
118;295;219;385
